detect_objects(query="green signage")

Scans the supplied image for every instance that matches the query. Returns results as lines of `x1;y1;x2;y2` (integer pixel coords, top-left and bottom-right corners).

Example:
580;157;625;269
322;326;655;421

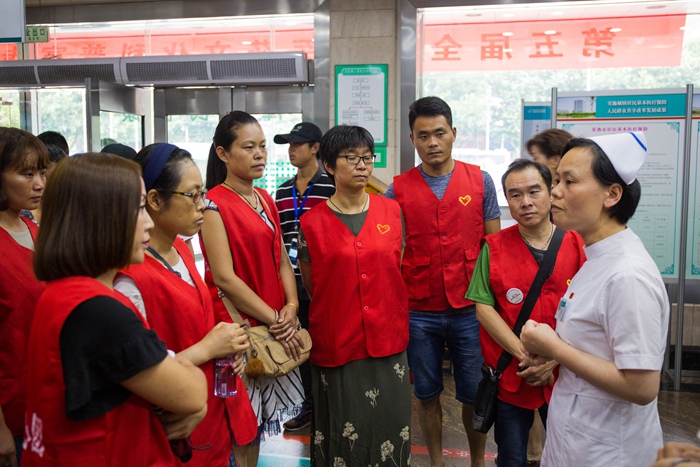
334;64;388;146
373;147;387;169
25;26;49;43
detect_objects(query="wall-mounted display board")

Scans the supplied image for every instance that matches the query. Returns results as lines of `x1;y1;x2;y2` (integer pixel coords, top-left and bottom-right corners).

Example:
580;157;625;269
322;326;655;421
555;89;687;278
335;64;388;147
521;101;551;157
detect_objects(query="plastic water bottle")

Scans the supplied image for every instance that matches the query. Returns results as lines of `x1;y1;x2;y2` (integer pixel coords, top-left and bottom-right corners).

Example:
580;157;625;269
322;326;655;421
214;355;238;397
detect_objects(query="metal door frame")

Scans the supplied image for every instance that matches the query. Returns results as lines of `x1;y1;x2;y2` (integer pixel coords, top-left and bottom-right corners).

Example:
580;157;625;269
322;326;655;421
85;78;150;152
154;85;315;142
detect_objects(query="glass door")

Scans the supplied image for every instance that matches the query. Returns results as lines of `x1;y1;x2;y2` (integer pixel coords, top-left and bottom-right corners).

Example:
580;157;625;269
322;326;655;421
86;79;149;153
157;86;312;273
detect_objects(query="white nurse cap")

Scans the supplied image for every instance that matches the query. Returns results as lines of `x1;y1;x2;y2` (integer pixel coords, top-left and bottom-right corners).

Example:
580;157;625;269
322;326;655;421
588;131;647;185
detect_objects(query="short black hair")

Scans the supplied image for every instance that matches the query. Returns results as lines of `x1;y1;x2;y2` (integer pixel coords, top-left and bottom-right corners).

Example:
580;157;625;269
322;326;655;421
134;143;194;207
37;131;69;155
319;125;374;174
501;158;553;194
45;144;67;164
526;129;573;160
408;96;453;132
562;137;641;224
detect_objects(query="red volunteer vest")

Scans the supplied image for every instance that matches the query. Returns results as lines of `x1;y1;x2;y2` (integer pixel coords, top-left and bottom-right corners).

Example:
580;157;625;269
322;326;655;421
23;276;175;466
120;238;257;461
0;218;44;436
393;162;485;310
300;196;409;367
202;185;285;326
482;225;586;409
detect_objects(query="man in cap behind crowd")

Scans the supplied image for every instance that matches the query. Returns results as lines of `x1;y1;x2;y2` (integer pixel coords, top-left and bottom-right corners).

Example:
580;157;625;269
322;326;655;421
274;122;335;431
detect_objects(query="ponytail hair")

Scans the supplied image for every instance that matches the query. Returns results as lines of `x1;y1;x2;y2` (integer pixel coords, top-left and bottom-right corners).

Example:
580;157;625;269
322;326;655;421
206;111;259;189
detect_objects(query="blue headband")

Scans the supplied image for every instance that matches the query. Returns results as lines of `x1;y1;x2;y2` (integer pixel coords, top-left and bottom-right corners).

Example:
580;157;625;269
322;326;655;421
142;143;178;191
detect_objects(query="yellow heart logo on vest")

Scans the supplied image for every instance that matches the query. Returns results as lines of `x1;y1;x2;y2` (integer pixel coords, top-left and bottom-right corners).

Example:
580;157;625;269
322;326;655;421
377;224;390;235
459;195;472;206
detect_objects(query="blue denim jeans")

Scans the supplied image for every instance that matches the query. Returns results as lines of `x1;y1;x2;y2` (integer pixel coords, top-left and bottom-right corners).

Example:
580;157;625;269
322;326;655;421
406;306;483;404
494;400;548;467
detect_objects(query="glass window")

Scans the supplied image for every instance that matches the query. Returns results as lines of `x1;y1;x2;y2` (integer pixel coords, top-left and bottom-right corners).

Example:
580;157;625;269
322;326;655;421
251;113;303;197
36;88;87;154
99;111;142;152
167;114;220;189
0;90;21;128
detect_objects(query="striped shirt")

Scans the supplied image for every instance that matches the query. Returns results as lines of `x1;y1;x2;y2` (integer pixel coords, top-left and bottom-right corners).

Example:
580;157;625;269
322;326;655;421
275;168;335;295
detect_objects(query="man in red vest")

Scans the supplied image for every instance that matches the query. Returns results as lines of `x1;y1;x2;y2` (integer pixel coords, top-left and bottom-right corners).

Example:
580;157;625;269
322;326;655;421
386;96;501;467
466;159;586;467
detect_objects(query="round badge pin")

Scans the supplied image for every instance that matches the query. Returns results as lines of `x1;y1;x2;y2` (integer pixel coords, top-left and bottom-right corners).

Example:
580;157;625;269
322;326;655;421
506;288;523;304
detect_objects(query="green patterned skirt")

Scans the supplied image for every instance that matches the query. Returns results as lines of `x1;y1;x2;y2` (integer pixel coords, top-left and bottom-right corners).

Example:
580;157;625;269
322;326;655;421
311;352;412;467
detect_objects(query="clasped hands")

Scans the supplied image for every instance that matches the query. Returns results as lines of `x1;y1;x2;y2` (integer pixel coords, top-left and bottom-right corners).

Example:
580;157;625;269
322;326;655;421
269;304;305;360
518;319;562;386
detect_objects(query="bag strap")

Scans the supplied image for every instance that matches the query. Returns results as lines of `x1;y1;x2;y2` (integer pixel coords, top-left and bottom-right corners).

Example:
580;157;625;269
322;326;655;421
495;228;565;373
220;293;250;328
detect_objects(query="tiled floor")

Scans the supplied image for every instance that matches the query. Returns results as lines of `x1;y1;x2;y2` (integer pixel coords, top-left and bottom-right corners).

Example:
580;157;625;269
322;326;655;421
257;373;700;467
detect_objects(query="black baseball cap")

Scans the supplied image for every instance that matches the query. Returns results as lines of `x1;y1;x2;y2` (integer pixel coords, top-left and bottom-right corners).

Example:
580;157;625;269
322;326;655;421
274;122;323;144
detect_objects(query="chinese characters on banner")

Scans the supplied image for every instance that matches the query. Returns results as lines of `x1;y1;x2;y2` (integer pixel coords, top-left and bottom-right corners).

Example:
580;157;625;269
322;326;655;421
0;44;17;60
423;15;685;72
0;28;314;61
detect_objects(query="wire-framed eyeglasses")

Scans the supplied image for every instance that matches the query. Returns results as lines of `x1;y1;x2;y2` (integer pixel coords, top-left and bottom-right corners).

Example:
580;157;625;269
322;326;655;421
169;189;207;203
338;154;376;166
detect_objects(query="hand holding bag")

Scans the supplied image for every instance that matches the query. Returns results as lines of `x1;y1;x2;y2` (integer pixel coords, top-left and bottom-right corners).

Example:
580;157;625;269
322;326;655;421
221;295;312;380
472;228;564;434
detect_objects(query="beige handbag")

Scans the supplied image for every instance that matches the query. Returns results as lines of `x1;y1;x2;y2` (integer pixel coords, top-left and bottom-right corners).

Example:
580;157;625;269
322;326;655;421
221;295;312;380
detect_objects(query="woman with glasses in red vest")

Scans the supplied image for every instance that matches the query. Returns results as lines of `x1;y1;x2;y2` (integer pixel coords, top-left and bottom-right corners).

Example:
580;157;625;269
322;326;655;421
23;153;208;466
298;125;411;466
115;143;258;466
0;128;48;467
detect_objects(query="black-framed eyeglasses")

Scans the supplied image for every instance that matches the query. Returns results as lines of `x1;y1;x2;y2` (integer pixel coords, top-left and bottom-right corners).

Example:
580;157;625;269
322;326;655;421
338;154;376;166
169;189;207;203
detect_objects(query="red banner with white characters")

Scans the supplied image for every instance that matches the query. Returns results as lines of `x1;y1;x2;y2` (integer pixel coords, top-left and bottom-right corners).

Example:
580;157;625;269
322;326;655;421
0;27;314;62
0;15;686;72
0;44;17;60
422;15;686;72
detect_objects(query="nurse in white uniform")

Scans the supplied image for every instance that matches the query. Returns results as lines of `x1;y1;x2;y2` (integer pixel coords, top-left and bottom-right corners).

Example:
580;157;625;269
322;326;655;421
520;131;670;467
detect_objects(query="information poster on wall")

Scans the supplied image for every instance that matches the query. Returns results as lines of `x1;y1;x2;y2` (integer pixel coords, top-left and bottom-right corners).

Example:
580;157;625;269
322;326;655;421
687;94;700;278
335;64;388;155
556;89;686;278
521;102;551;156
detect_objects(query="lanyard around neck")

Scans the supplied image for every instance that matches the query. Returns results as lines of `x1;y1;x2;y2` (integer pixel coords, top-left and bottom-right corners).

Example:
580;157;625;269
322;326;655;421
147;246;182;278
292;183;315;225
